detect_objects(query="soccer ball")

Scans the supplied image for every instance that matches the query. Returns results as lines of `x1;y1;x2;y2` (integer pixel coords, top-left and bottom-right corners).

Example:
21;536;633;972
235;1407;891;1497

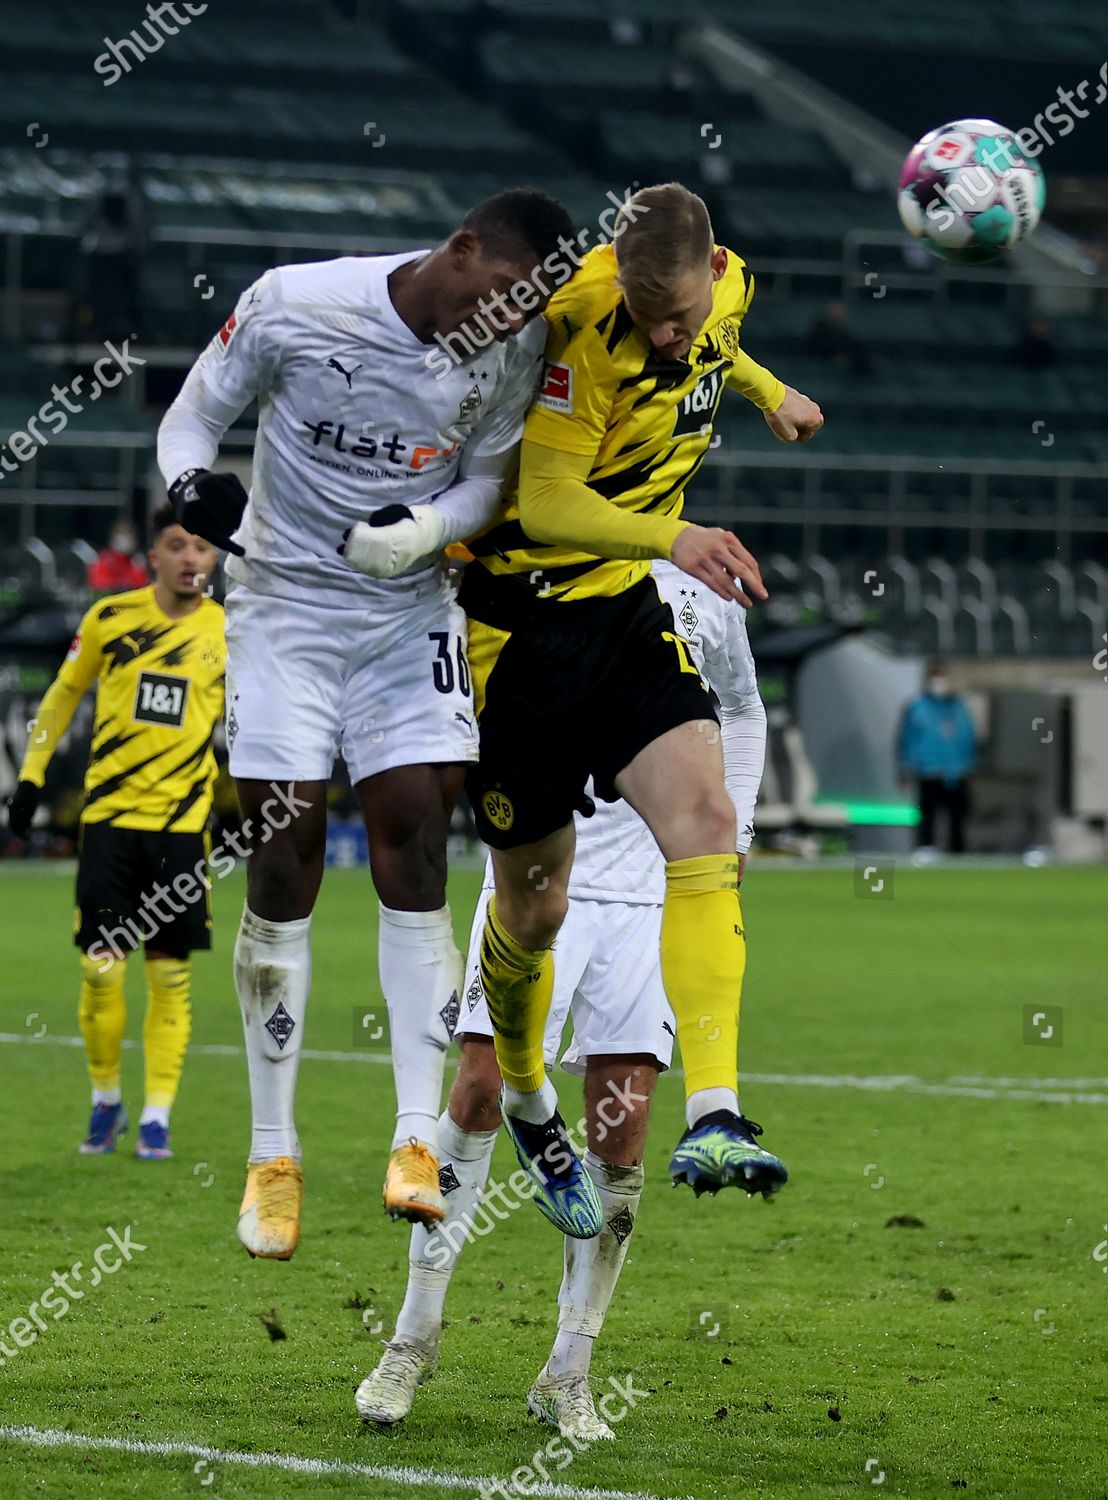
897;119;1045;264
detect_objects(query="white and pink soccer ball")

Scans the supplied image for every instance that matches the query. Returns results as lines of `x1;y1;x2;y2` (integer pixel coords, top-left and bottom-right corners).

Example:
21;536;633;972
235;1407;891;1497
898;118;1046;264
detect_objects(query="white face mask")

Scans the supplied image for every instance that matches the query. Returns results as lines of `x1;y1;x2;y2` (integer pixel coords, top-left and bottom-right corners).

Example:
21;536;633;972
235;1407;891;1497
110;529;132;552
928;677;950;698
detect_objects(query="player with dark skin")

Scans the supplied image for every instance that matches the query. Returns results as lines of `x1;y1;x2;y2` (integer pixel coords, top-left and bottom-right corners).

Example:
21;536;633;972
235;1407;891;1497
164;196;581;1257
233;232;557;928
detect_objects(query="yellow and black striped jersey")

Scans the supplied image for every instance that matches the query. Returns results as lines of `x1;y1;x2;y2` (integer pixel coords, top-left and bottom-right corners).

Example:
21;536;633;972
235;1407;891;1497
469;242;773;602
22;587;225;832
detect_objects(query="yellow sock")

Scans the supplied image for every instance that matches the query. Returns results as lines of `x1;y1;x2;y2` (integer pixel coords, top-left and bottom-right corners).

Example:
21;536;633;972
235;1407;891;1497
143;957;192;1110
479;898;553;1093
78;952;127;1094
661;854;745;1098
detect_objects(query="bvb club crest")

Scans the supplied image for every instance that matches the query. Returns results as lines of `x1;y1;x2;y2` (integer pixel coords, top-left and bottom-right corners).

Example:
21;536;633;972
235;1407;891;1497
482;790;514;831
717;318;741;360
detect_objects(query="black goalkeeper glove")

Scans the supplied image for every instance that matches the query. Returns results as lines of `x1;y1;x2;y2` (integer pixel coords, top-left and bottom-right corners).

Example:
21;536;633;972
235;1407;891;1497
170;469;248;557
6;779;40;840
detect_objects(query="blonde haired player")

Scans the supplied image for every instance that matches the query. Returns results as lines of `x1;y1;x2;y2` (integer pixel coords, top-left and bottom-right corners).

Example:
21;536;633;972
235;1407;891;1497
357;556;766;1433
366;180;822;1230
6;506;224;1158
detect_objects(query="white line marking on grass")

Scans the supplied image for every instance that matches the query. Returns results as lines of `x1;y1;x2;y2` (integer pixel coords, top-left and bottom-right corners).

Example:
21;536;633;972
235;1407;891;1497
0;1033;393;1066
948;1076;1108;1089
4;1035;1105;1104
0;1425;679;1500
742;1072;1108;1106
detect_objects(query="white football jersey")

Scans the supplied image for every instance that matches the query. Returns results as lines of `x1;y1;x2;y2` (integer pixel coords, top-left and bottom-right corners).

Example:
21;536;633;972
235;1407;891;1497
481;559;766;905
159;252;544;607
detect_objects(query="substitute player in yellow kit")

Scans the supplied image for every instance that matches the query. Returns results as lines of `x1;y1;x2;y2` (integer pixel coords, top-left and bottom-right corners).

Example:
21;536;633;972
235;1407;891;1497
6;504;225;1159
458;183;823;1229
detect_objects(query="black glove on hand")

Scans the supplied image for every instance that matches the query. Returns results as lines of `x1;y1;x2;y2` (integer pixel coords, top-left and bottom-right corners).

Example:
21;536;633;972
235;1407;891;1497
338;504;420;576
368;503;415;528
170;469;248;557
337;502;414;555
6;779;40;840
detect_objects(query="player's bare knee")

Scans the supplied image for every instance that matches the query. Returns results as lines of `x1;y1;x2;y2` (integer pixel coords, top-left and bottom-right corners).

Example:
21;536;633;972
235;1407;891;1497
359;765;457;908
494;882;568;950
448;1037;502;1132
370;839;448;912
585;1058;658;1163
245;836;323;921
690;785;736;852
661;787;736;861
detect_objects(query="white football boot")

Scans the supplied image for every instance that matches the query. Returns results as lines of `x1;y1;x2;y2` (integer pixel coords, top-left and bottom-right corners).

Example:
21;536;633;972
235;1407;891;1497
355;1337;438;1425
526;1367;616;1442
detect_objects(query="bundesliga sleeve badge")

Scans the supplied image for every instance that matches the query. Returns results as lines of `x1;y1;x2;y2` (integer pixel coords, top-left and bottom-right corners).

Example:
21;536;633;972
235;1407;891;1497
534;361;574;414
216;312;238;356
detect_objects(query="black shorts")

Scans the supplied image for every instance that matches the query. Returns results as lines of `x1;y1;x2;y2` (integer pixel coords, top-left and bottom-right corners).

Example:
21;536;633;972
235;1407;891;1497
74;821;213;960
460;567;716;849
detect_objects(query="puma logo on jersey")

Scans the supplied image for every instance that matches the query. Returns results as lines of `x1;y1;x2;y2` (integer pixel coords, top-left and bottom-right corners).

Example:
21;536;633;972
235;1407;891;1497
326;357;363;388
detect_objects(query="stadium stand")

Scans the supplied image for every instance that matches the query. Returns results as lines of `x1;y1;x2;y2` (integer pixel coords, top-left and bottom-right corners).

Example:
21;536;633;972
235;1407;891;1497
0;0;1104;665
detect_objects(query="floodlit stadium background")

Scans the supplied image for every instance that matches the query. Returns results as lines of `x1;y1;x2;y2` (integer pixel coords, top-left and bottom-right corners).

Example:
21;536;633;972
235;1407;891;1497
1;0;1106;860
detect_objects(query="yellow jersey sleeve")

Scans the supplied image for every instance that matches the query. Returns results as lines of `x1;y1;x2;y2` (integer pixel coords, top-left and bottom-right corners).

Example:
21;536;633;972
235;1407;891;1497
19;603;104;787
725;349;785;412
519;441;690;560
58;603;106;694
720;264;785;411
523;319;622;460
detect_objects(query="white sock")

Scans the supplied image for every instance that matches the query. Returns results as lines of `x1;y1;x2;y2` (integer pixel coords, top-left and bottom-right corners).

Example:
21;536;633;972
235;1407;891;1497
92;1087;122;1106
686;1086;740;1129
393;1109;498;1345
379;904;462;1153
139;1105;170;1128
234;904;312;1163
501;1075;559;1125
548;1152;644;1379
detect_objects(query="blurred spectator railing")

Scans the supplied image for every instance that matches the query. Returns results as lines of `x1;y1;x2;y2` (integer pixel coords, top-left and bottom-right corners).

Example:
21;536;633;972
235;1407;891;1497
693;450;1102;539
5;224;1108;347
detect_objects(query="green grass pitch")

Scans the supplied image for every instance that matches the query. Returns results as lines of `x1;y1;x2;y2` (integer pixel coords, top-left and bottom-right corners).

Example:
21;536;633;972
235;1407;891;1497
1;861;1105;1499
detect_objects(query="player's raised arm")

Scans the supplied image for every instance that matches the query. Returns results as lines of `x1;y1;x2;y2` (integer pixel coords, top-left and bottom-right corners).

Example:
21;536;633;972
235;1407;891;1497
519;438;768;607
720;264;824;442
157;270;282;555
726;349;824;444
519;438;687;560
5;604;104;839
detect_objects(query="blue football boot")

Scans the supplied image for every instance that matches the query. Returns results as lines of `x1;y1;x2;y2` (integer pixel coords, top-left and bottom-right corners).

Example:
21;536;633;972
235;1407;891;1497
499;1090;603;1239
79;1102;129;1155
670;1111;787;1199
135;1120;173;1160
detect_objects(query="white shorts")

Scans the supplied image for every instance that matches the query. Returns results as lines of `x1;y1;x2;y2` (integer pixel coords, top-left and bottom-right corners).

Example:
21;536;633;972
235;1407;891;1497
224;573;479;784
459;887;675;1075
